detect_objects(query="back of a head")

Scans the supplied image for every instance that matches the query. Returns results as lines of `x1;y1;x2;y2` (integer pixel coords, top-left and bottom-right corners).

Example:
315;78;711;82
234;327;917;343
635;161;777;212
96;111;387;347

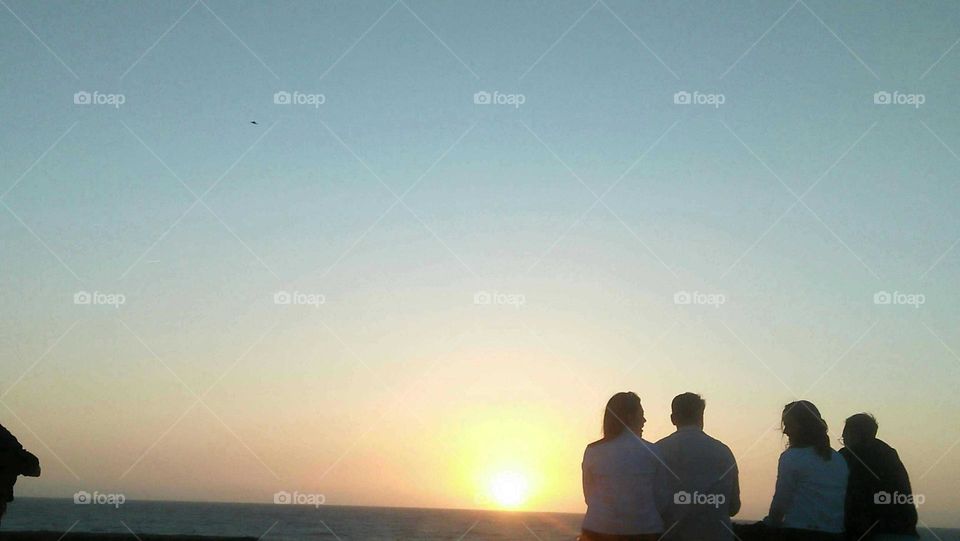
782;400;832;460
671;392;705;427
844;413;879;443
602;392;642;441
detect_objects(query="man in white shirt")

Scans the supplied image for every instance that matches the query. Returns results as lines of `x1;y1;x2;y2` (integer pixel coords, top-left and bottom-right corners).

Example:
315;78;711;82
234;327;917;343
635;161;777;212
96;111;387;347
656;393;740;541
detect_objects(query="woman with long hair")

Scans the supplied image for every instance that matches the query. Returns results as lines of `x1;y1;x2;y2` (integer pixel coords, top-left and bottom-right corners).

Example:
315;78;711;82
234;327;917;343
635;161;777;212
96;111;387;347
760;400;848;541
580;392;668;541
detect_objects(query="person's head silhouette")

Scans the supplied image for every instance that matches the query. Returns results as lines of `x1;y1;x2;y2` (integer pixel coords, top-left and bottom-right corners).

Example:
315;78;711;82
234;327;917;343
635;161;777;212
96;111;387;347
782;400;832;460
602;392;645;440
842;412;878;449
670;392;705;429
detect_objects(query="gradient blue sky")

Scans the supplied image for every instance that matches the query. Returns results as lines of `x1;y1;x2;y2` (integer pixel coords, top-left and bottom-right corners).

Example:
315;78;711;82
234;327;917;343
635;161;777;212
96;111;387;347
1;0;959;527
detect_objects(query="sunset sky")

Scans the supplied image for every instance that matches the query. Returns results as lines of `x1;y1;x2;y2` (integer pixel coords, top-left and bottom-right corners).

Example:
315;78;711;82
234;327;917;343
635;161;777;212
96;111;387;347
2;0;959;528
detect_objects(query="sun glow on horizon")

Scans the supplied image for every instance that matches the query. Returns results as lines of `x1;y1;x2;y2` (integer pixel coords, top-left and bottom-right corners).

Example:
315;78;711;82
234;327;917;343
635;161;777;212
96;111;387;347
446;401;579;512
487;470;530;509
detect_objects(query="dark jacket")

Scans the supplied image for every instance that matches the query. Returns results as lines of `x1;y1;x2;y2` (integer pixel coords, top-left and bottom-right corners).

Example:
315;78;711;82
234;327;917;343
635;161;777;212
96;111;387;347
0;423;23;504
0;423;40;504
840;439;918;539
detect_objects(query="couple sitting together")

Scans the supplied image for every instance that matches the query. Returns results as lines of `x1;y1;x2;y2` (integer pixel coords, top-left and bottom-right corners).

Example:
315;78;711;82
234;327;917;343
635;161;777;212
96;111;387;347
580;392;919;541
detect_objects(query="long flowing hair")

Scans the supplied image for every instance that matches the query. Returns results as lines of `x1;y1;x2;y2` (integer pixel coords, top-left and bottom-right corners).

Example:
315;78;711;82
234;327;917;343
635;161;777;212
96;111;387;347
602;392;643;441
782;400;832;460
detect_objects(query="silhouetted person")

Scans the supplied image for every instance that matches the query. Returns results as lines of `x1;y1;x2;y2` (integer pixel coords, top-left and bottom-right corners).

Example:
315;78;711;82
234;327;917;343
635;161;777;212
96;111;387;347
735;401;847;541
766;401;847;540
840;414;919;540
656;393;740;541
580;392;669;541
0;422;41;526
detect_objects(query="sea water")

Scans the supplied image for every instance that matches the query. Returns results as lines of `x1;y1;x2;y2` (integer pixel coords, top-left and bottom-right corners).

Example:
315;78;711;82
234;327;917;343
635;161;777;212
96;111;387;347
2;498;957;540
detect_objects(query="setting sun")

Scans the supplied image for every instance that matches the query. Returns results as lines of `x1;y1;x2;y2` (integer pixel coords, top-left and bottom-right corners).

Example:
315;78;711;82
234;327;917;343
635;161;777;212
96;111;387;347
488;471;530;508
446;403;574;512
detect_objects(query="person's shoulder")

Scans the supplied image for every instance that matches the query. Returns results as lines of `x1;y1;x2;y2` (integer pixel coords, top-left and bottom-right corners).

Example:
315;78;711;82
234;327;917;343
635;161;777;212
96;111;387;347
778;446;805;463
583;438;605;463
707;434;737;459
0;424;19;448
640;436;660;450
780;447;828;472
701;431;730;448
829;448;848;464
633;437;664;459
873;438;901;458
654;431;677;447
620;434;656;450
586;438;606;449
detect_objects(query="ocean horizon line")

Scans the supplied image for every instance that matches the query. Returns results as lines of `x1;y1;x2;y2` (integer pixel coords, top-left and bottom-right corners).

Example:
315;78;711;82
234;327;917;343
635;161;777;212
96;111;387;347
12;496;960;531
12;496;583;516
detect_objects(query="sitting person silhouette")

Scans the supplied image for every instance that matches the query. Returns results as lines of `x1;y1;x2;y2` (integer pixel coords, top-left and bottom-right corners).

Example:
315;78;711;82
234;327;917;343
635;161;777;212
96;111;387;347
0;422;41;526
656;393;740;541
580;392;669;541
735;401;848;541
840;413;919;540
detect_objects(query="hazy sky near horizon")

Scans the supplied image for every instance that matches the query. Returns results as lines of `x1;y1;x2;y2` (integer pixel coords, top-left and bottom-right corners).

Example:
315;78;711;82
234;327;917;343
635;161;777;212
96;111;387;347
2;0;960;528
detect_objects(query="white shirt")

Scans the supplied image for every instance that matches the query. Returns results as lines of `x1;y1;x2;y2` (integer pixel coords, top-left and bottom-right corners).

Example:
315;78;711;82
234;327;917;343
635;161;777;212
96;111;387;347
582;431;668;535
767;447;848;533
656;426;740;541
